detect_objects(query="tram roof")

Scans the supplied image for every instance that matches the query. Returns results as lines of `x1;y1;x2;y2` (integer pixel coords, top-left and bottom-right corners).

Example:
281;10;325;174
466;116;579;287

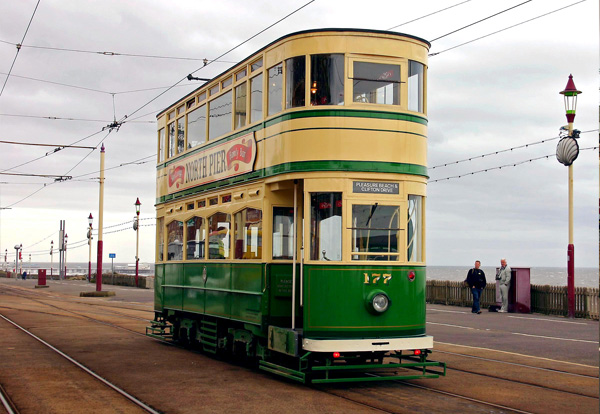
157;28;430;118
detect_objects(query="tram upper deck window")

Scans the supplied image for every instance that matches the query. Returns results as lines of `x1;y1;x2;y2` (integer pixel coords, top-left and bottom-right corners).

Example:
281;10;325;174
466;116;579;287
351;204;399;261
310;54;344;106
352;62;400;105
407;195;423;262
286;56;306;109
177;117;185;154
158;128;165;162
273;207;294;260
234;208;262;260
251;58;263;72
268;64;283;116
167;220;183;261
208;91;232;140
209;212;231;259
187;104;206;149
235;82;247;129
186;217;205;260
168;122;176;158
250;73;263;123
310;193;342;261
408;60;424;113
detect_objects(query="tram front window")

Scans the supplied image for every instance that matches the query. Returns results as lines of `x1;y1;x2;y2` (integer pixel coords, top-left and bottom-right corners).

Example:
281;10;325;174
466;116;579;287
351;204;399;261
310;193;342;261
408;60;424;113
352;61;400;105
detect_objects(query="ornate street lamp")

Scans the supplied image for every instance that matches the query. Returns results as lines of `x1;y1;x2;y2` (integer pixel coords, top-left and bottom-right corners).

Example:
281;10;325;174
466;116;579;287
134;198;141;287
557;74;581;318
88;213;93;283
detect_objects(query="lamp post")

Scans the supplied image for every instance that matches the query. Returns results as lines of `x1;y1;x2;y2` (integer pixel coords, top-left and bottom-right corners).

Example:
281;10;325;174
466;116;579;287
64;233;68;278
556;74;582;319
50;241;53;279
88;213;93;283
134;198;141;287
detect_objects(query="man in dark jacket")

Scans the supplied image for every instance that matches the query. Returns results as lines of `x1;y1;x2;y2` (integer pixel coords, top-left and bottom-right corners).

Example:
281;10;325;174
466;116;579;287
465;260;486;314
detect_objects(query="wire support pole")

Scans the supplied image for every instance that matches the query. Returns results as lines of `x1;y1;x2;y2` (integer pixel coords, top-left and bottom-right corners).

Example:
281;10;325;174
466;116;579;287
96;144;105;292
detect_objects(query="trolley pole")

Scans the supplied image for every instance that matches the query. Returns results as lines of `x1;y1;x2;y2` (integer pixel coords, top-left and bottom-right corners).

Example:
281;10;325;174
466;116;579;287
96;143;105;292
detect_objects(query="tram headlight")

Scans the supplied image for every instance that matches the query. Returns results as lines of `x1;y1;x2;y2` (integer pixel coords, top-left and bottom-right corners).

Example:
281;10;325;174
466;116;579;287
366;291;391;314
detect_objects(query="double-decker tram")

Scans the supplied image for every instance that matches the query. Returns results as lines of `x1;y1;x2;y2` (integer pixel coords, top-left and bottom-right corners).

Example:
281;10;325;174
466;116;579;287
148;29;446;383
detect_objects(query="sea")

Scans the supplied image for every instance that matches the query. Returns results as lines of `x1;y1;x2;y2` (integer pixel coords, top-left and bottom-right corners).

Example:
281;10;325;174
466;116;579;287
3;262;598;288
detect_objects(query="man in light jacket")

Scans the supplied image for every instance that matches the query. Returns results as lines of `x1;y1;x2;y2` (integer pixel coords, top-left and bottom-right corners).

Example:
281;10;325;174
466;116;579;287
496;258;511;312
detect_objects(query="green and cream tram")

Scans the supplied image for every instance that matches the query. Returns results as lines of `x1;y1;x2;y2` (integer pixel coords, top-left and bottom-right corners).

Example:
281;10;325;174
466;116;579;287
149;29;445;383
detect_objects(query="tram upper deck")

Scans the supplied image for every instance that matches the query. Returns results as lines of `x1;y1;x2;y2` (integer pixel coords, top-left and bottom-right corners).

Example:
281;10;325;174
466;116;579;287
156;29;429;205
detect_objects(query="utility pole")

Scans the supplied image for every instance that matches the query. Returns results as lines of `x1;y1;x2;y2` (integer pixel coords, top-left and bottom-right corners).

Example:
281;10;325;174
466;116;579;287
96;143;105;292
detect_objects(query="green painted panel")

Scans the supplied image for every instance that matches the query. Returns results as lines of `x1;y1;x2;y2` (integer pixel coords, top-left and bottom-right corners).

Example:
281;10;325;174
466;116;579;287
159;262;265;326
205;290;231;319
230;293;262;324
163;263;184;310
267;263;301;328
303;265;426;339
154;264;164;312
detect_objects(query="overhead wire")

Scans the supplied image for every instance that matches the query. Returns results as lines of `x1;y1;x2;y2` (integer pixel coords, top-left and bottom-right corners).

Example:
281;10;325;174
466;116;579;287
429;146;598;183
387;0;473;31
0;39;238;64
0;0;41;98
430;0;532;42
430;0;588;56
429;129;598;170
121;0;316;122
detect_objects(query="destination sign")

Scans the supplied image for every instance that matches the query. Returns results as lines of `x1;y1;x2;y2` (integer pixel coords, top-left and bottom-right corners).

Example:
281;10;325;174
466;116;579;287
166;132;256;195
353;181;399;194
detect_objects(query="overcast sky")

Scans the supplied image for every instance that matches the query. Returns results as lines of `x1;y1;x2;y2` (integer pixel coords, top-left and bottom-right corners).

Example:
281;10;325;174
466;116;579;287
0;0;598;272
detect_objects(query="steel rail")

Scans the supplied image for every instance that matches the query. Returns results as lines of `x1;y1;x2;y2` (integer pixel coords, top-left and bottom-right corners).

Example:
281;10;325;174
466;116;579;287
0;383;17;414
0;313;161;414
436;349;599;379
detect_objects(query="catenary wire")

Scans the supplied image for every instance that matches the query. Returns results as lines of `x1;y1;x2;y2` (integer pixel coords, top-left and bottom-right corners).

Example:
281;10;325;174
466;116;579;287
0;0;41;98
120;0;316;122
430;0;587;56
429;129;598;170
429;146;598;183
430;0;533;42
387;0;473;31
0;39;237;64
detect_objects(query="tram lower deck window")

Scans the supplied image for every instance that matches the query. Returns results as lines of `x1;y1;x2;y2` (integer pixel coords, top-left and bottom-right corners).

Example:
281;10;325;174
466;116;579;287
351;204;400;261
273;207;294;260
310;193;342;261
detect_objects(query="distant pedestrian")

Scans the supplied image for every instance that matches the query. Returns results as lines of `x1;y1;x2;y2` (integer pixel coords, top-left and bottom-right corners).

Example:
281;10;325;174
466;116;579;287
496;259;511;312
22;271;27;280
465;261;486;314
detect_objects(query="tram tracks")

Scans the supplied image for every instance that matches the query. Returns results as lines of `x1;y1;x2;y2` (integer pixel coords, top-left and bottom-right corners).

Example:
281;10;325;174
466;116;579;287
0;313;161;414
0;284;597;413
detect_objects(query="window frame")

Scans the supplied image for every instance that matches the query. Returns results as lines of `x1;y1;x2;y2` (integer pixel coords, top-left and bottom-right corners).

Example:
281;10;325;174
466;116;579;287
348;202;403;262
348;56;405;108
